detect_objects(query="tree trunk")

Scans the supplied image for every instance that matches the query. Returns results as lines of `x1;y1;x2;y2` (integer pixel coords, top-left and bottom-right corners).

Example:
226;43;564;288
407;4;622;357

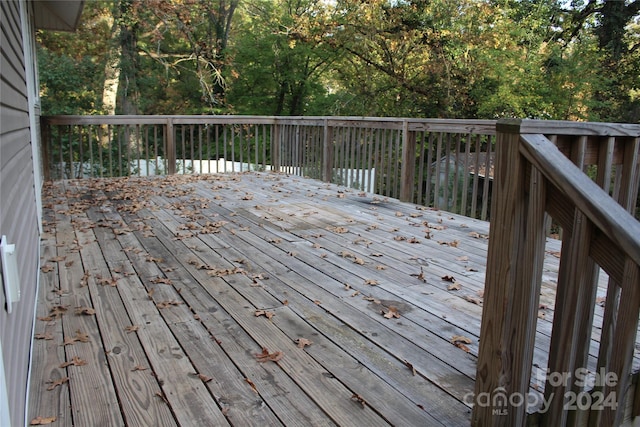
101;11;120;115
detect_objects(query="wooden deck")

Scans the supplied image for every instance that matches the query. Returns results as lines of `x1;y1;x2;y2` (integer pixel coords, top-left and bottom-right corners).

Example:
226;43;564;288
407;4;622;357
28;172;632;426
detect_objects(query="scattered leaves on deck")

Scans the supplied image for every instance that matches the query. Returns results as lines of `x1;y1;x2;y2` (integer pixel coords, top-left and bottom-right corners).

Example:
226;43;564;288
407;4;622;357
255;347;284;363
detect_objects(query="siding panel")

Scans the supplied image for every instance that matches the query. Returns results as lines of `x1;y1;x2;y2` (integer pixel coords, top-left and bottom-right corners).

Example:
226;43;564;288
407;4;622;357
0;1;41;427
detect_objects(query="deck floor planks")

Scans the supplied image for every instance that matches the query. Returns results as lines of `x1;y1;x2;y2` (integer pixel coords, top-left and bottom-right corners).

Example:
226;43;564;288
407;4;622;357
28;208;72;425
29;172;640;426
149;192;476;422
110;207;332;426
85;204;232;426
49;185;125;426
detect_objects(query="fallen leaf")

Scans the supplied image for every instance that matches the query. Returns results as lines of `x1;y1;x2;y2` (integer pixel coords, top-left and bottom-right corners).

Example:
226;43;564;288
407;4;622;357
34;333;53;340
131;365;147;372
245;378;258;393
255;347;284;363
364;279;379;286
30;416;57;425
197;373;213;383
410;267;426;283
75;306;96;316
125;325;140;333
441;275;455;282
447;282;461;291
383;306;401;319
254;310;275;320
464;295;482;305
46;377;69;390
59;356;87;368
456;256;469;262
353;258;365;265
295;338;313;348
451;335;472;345
351;393;367;408
405;360;417;376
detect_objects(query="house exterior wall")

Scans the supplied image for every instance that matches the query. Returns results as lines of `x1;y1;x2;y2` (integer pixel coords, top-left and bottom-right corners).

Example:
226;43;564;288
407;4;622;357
0;1;42;425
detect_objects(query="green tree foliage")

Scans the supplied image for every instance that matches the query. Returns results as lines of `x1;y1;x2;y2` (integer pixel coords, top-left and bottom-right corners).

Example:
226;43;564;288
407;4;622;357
36;0;640;122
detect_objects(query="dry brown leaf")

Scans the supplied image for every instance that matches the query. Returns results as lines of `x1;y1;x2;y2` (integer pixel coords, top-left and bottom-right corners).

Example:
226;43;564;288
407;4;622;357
46;377;69;391
451;335;472;344
34;333;53;340
353;258;365;265
383;306;401;319
75;306;95;316
405;360;417;376
447;282;461;291
351;393;367;408
295;338;313;348
245;378;258;393
254;310;275;320
456;256;469;261
197;373;213;383
30;416;57;425
131;365;147;372
125;325;140;333
370;252;383;257
59;356;87;368
441;275;455;282
464;295;482;305
410;267;426;283
364;279;379;286
255;347;284;363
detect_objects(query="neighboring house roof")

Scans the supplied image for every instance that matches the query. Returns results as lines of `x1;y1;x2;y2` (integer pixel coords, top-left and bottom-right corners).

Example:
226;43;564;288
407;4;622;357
33;0;84;31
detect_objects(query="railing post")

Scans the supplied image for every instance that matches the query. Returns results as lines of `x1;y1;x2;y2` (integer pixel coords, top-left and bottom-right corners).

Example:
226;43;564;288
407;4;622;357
272;122;281;172
166;118;176;175
473;119;548;426
322;118;333;183
399;119;416;202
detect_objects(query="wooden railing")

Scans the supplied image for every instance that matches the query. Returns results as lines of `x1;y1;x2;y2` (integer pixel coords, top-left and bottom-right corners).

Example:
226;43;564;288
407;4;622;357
474;119;640;426
40;115;497;219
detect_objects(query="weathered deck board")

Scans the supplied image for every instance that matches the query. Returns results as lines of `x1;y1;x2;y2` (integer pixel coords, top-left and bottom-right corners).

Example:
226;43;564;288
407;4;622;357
29;172;639;426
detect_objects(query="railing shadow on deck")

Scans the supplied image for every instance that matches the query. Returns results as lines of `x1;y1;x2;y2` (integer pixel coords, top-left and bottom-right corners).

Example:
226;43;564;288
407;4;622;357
41;115;640;426
474;119;640;427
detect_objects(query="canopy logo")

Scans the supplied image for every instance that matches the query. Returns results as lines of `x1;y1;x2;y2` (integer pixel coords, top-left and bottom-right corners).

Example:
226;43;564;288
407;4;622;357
464;368;618;416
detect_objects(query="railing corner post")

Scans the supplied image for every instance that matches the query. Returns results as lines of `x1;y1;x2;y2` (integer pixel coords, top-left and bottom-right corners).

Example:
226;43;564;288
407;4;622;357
474;117;546;426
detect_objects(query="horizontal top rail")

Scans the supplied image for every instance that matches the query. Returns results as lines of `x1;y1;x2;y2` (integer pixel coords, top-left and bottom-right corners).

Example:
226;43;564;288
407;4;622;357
498;118;640;137
41;115;498;134
520;133;640;266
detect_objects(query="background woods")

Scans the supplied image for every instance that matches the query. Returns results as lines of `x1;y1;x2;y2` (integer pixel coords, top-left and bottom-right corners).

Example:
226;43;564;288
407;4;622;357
37;0;640;121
